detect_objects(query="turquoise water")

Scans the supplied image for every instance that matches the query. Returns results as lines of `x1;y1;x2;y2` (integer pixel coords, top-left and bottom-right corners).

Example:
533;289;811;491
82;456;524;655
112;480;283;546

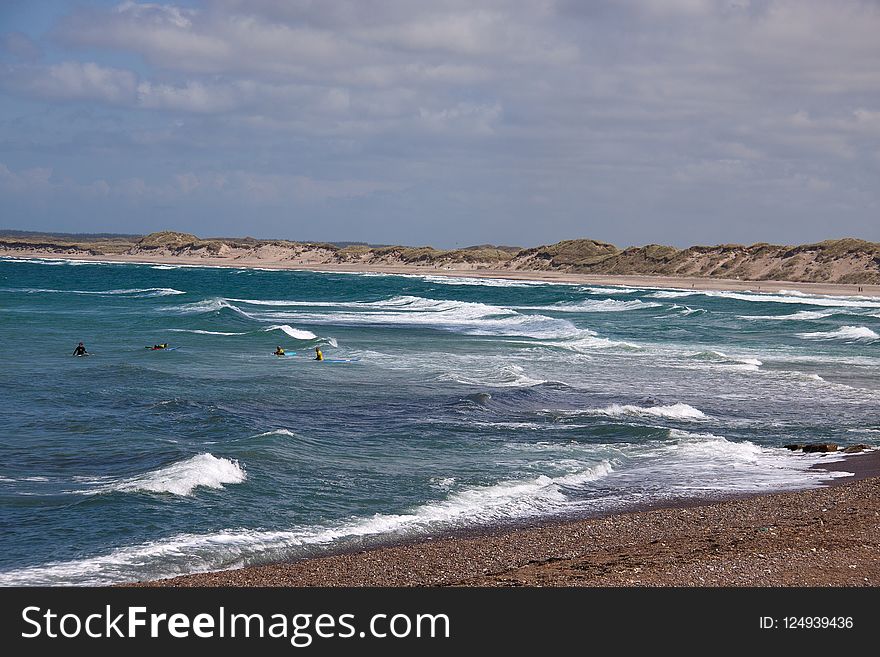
1;257;878;585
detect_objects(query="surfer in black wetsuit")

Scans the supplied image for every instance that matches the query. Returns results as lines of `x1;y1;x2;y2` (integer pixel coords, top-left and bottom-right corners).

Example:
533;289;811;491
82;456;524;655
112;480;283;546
314;347;323;361
274;346;285;356
72;342;88;356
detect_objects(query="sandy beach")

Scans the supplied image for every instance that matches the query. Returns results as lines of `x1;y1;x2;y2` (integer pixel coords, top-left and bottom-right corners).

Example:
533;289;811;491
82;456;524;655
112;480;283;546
5;249;880;298
130;451;880;587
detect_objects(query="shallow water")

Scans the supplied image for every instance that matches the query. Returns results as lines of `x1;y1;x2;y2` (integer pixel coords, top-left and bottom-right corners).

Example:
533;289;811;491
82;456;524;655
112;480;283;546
1;257;877;585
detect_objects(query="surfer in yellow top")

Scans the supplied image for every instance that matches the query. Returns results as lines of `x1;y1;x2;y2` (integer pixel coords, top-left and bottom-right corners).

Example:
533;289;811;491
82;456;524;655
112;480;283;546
314;346;323;361
274;346;285;356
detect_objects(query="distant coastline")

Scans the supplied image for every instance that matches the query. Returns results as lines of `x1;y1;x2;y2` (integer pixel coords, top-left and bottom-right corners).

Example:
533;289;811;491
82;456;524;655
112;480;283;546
3;230;880;297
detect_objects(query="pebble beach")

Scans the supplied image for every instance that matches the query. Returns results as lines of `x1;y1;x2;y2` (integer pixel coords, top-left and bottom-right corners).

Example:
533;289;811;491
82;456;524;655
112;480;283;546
134;451;880;587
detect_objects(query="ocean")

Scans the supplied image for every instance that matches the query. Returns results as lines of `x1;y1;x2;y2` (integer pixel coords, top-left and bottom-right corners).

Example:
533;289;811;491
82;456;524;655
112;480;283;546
1;257;878;586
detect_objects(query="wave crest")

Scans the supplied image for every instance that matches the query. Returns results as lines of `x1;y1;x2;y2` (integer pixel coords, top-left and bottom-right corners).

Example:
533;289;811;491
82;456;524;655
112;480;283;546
99;454;246;496
796;326;879;342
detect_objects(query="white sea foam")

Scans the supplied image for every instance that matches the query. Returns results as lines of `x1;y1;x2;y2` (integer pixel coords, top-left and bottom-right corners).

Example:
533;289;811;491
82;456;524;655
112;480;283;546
703;290;880;308
166;298;255;318
0;461;613;585
0;475;51;483
580;286;642;295
518;299;662;313
168;329;249;336
560;402;707;421
680;306;706;315
440;364;548;388
739;310;835;321
688;350;762;367
647;290;699;299
669;304;707;315
263;325;318;340
96;454;246;497
559;429;851;502
251;429;298;439
256;295;589;340
602;402;707;420
0;257;67;265
660;429;849;480
419;275;564;288
796;326;879;342
547;333;641;352
227;298;339;307
4;287;184;297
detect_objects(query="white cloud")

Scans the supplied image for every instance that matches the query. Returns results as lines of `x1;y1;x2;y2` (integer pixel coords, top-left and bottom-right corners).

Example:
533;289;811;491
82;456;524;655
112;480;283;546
0;61;137;104
136;80;242;113
418;102;502;135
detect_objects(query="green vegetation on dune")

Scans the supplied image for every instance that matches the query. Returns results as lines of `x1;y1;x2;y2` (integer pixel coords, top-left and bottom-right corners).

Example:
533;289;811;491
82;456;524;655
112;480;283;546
1;230;879;284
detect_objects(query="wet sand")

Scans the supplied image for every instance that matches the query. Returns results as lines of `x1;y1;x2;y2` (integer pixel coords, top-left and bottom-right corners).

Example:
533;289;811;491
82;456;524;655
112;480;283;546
131;450;880;587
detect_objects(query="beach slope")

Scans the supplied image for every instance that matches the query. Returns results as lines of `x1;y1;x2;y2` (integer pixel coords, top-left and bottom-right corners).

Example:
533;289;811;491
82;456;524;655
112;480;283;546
131;455;880;588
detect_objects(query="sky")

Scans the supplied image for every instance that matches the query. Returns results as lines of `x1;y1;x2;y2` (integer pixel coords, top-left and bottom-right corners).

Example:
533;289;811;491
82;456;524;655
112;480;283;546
0;0;878;249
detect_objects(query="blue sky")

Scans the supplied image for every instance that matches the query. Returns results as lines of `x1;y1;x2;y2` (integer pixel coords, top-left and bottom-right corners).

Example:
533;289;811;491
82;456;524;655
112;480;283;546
1;0;878;248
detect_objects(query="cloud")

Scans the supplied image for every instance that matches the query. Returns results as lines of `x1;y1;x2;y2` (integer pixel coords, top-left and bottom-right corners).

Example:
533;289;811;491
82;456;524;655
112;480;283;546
0;61;137;104
1;1;878;246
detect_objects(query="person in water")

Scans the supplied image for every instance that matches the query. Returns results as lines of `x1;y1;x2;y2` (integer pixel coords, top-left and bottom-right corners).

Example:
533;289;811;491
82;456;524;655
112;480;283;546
274;346;285;356
72;342;88;356
150;343;169;350
314;346;323;361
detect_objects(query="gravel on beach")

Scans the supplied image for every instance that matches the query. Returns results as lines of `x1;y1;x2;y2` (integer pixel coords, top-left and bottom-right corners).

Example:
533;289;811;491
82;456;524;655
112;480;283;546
130;451;880;588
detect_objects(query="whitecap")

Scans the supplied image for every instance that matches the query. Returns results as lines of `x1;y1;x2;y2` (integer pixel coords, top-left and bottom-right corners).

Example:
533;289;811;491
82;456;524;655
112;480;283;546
796;326;879;342
93;454;246;497
0;461;614;585
263;325;318;340
554;402;707;421
168;329;249;336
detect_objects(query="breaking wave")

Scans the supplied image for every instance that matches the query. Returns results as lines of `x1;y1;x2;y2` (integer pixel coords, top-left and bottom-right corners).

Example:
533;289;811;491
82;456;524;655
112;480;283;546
0;461;614;585
264;325;318;340
92;454;246;497
796;326;879;343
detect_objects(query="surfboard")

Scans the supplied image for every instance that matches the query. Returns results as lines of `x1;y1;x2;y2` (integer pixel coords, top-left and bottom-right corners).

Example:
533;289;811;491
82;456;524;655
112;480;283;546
147;347;178;351
318;358;360;363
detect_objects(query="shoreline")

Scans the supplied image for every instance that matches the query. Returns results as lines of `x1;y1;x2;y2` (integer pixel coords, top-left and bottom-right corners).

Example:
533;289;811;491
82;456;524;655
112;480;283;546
130;450;880;587
4;250;880;298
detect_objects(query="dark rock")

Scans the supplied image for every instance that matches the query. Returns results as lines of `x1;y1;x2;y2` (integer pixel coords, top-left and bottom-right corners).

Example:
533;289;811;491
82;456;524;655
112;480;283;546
802;443;839;453
842;444;871;453
783;444;805;451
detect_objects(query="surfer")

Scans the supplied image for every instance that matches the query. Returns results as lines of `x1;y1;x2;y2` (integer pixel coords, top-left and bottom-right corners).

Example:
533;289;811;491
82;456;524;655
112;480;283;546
274;346;285;356
314;346;323;361
72;342;88;356
148;343;169;350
